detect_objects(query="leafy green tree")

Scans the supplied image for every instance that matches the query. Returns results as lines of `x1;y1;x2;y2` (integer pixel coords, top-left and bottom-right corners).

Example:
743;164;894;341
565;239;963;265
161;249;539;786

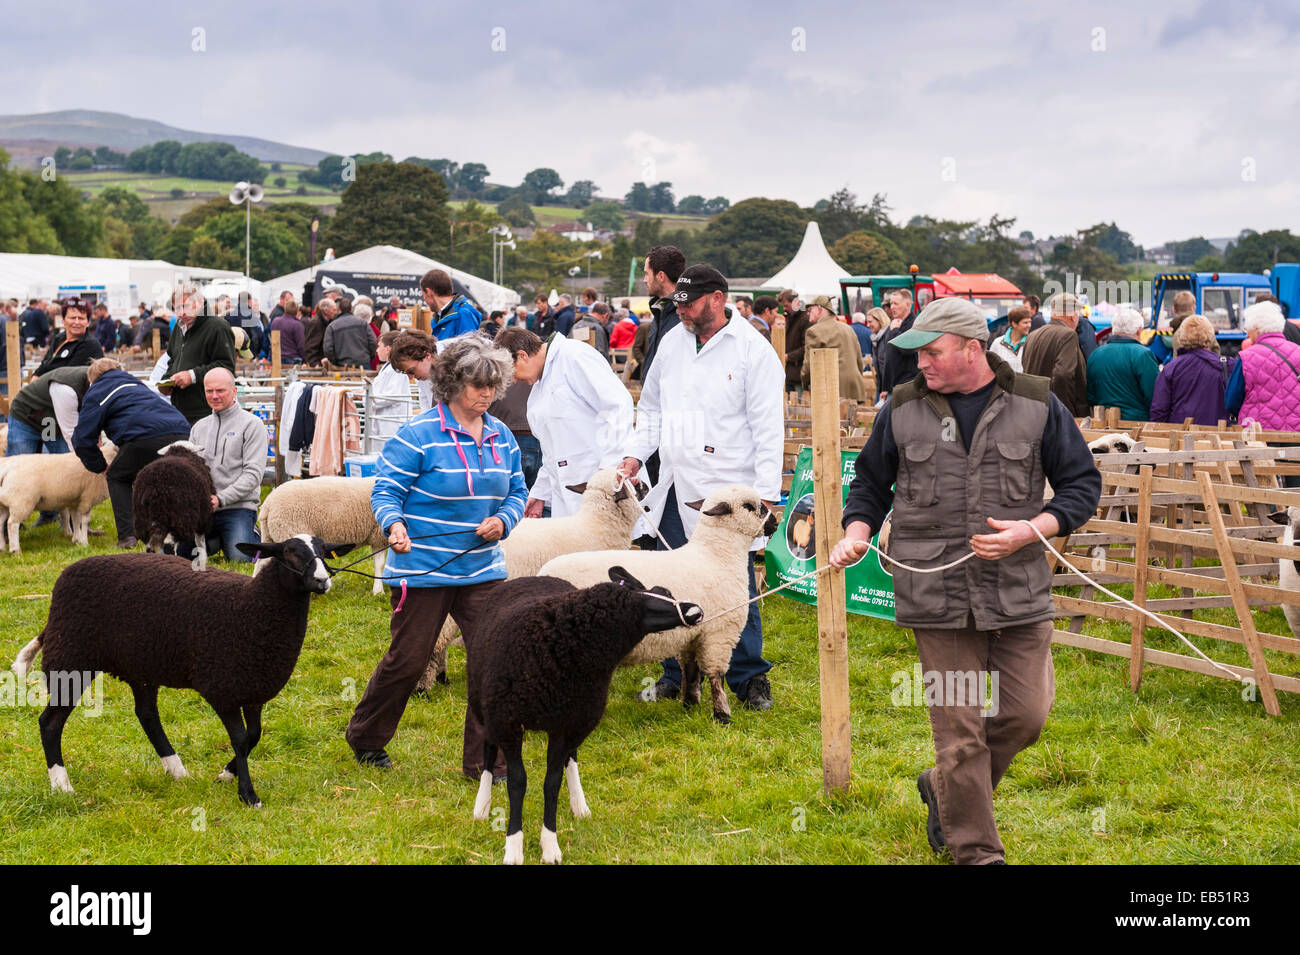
632;216;662;250
565;179;599;207
522;167;564;204
447;200;505;277
648;182;675;213
497;193;536;227
186;233;232;270
1095;222;1141;263
0;150;62;252
1045;223;1128;286
585;201;624;231
677;195;706;215
197;211;302;278
829;230;907;274
703;196;730;215
696;198;807;276
274;177;286;188
1171;236;1216;266
458;162;490;196
155;225;196;263
325;161;450;260
1192;254;1225;271
24;171;103;256
170;187;184;199
625;181;652;211
1226;229;1300;272
53;146;71;167
69;152;93;171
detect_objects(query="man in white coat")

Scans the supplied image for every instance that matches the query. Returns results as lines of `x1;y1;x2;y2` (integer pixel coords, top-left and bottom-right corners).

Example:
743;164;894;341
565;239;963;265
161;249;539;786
497;326;635;518
619;264;785;710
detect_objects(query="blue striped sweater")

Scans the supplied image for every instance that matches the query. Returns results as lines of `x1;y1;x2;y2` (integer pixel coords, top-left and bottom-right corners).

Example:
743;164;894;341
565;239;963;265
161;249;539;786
371;402;527;588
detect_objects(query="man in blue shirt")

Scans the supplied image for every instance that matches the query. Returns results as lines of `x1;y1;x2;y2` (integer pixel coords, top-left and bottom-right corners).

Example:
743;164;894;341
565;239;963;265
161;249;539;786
420;269;482;341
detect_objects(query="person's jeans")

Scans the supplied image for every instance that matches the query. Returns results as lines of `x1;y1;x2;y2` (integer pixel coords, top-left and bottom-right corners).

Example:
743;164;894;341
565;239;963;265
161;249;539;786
6;417;70;521
656;485;770;694
516;432;542;492
176;507;261;563
106;433;192;542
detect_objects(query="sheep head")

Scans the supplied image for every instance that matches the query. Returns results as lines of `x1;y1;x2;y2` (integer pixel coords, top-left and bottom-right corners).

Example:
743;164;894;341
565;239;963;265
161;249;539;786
607;566;704;634
568;468;649;526
236;535;352;595
684;485;778;539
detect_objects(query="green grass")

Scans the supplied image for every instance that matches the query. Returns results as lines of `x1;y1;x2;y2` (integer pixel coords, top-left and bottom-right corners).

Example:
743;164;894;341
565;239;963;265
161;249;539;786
0;501;1297;864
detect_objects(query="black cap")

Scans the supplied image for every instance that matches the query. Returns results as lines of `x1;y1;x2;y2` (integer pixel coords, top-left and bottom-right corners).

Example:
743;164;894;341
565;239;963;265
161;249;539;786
671;265;728;304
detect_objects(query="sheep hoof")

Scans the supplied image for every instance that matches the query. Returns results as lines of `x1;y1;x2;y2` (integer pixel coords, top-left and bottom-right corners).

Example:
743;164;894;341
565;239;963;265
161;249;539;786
160;754;189;779
435;671;449;686
712;710;732;726
216;769;235;782
540;827;562;864
503;831;524;865
48;765;74;793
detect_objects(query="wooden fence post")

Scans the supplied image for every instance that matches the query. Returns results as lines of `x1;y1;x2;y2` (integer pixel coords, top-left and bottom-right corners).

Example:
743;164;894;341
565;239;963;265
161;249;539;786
152;327;161;362
271;329;282;384
1129;465;1153;691
811;348;851;793
1195;470;1281;715
772;323;786;367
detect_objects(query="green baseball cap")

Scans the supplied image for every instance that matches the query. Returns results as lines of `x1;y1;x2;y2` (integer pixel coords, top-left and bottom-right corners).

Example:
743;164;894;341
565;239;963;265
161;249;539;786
890;297;990;349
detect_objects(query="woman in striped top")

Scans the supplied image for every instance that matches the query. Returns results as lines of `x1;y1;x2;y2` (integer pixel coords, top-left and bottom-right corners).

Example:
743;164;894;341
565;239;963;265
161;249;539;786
347;334;527;777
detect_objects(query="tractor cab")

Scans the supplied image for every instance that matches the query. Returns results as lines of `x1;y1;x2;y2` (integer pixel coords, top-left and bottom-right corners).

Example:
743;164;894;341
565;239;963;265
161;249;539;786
1150;271;1271;359
838;268;935;319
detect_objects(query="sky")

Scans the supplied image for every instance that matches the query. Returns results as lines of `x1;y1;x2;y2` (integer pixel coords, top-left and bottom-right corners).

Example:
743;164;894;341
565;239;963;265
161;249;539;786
3;0;1298;247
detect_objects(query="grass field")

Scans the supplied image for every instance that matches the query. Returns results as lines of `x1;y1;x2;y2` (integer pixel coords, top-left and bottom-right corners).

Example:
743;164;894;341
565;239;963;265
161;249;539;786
0;498;1297;865
61;168;341;222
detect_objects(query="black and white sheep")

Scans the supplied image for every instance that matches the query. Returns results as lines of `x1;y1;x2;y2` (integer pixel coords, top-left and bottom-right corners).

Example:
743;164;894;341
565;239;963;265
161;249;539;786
468;568;703;864
13;534;350;808
132;440;216;567
540;484;778;724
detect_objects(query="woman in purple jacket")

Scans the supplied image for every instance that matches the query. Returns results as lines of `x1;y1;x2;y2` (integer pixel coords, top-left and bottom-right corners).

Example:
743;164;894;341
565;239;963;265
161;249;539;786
1149;315;1229;426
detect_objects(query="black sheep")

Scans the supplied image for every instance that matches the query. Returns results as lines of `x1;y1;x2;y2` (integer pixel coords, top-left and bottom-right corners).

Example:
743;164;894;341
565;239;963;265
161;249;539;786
132;441;216;565
468;567;703;864
14;535;350;808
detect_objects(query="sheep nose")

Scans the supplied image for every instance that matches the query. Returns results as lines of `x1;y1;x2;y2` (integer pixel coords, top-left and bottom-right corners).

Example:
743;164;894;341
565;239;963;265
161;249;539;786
682;604;703;625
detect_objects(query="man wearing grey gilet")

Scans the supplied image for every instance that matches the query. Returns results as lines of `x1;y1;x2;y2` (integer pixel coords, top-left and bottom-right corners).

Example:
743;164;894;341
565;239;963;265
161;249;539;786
832;298;1100;864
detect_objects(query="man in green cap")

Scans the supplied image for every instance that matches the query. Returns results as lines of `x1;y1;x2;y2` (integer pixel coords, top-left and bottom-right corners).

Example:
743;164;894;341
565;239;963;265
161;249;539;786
829;296;1100;864
800;294;867;400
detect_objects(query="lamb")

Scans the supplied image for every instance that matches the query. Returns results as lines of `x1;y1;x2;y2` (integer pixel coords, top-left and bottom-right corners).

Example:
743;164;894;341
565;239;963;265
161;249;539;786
1270;507;1300;637
13;534;350;808
468;567;703;864
132;440;216;568
539;484;778;724
0;446;117;554
257;476;384;595
416;467;650;691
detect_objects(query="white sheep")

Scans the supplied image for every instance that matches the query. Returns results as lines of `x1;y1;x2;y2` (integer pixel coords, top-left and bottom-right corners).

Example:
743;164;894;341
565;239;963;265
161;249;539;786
257;476;387;595
539;484;777;724
0;447;117;554
416;468;649;691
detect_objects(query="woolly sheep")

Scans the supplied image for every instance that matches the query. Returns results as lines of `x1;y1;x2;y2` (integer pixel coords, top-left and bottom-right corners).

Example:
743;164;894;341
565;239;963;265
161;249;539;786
132;440;216;568
1270;507;1300;637
539;484;778;724
0;446;118;554
257;476;386;595
13;534;350;807
468;568;703;864
416;468;650;691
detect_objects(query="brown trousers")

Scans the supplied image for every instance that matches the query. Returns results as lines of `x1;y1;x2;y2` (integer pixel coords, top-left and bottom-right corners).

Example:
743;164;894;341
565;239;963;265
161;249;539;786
346;580;507;777
912;618;1055;865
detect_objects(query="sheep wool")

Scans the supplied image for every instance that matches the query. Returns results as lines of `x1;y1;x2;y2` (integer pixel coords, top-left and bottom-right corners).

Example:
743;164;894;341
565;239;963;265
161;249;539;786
132;441;216;566
468;569;702;864
258;476;387;596
417;467;649;691
539;484;777;724
16;535;346;808
0;446;117;554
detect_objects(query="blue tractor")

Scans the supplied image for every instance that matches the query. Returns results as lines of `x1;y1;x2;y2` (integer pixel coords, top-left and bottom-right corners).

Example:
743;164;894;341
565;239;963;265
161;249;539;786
1148;271;1271;359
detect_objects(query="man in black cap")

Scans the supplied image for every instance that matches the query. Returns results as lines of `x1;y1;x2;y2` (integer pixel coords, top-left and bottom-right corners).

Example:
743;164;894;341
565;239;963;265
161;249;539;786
619;264;785;712
830;297;1099;864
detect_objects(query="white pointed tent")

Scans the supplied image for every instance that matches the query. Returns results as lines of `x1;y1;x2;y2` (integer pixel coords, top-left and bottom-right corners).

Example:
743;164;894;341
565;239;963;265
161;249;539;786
764;221;850;299
264;245;520;313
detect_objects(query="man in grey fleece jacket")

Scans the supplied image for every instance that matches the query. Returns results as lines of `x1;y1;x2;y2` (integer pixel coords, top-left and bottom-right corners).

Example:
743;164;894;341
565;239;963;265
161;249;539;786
182;367;269;563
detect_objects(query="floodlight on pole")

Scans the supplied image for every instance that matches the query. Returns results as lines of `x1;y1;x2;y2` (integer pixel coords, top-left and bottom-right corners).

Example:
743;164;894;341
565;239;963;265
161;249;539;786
229;181;265;283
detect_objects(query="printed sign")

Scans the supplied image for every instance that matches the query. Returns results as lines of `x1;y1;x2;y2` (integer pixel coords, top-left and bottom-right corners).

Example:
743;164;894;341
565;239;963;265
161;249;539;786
764;447;896;621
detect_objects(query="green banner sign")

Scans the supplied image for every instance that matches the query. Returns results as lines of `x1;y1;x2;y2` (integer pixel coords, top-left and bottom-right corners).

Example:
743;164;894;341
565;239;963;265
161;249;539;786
764;447;896;621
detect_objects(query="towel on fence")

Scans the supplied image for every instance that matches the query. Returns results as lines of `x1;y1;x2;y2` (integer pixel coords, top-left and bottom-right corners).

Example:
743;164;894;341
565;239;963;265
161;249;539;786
309;385;362;476
279;380;308;477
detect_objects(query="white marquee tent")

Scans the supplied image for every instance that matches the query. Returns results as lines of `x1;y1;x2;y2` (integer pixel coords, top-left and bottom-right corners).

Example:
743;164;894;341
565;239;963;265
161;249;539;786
264;245;521;313
764;222;850;300
0;253;245;313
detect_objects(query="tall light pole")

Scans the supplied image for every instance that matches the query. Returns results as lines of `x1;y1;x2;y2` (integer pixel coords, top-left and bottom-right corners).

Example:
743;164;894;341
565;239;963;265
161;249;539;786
585;248;602;281
228;181;265;285
490;225;515;287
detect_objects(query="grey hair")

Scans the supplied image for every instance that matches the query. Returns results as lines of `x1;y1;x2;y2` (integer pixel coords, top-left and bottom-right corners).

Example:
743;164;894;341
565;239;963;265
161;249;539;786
1110;307;1144;337
1244;300;1285;336
558;294;573;306
1045;292;1081;317
431;332;515;405
354;303;374;323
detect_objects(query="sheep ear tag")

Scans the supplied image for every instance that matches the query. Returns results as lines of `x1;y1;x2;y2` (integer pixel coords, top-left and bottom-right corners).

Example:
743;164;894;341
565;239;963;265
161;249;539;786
322;541;358;559
607;566;647;591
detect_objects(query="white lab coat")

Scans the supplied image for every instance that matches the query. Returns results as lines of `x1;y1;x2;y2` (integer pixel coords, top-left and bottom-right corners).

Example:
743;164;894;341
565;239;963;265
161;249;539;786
527;334;635;517
631;314;785;547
